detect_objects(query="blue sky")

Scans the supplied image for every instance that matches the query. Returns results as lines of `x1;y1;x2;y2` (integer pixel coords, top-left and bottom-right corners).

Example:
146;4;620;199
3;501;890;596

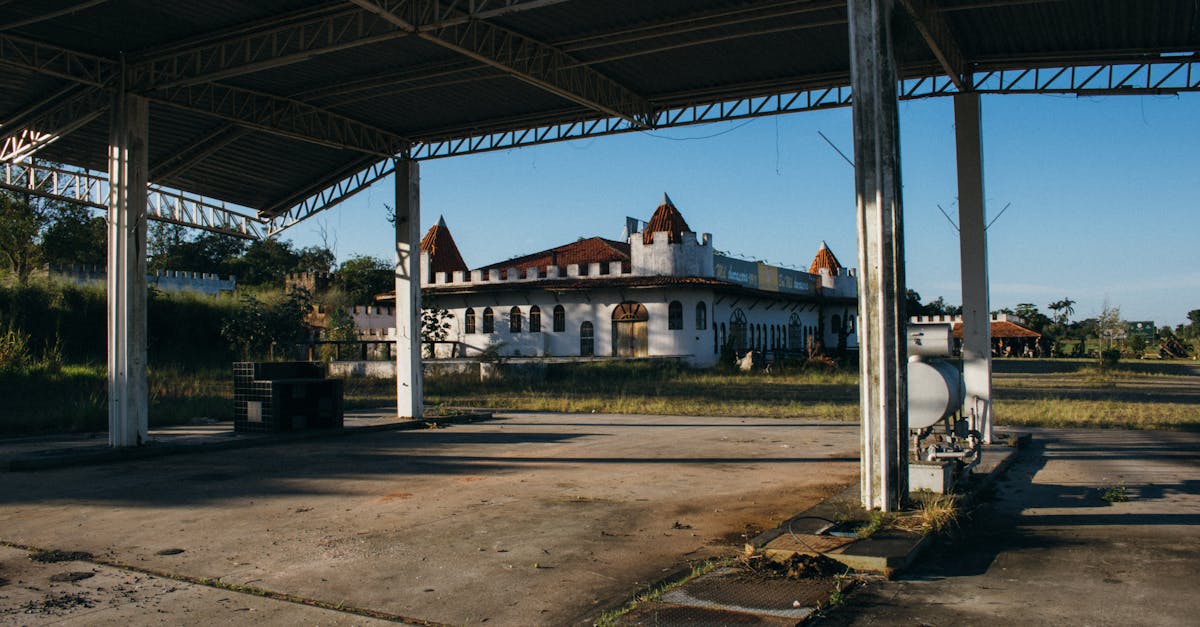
285;92;1200;328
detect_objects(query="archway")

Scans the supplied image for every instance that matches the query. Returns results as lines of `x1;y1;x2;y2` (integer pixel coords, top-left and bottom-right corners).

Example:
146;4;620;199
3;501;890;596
612;301;648;358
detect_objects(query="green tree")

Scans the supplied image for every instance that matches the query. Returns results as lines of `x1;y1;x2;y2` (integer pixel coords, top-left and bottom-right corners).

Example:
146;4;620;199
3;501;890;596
296;245;336;274
336;255;392;304
1047;298;1076;326
220;288;312;359
226;238;296;286
0;191;50;283
39;202;105;268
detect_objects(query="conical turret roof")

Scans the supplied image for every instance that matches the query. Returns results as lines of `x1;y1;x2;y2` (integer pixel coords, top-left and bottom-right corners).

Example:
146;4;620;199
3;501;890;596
420;216;469;275
808;241;843;275
642;193;692;245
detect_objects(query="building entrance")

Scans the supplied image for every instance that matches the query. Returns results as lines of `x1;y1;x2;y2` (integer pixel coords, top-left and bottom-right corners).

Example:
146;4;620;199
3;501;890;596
612;302;648;357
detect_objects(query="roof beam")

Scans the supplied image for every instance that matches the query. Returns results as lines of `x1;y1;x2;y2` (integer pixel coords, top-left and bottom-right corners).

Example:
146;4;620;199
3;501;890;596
1;85;109;162
348;0;652;125
128;1;571;90
129;7;407;90
148;82;408;157
899;0;968;91
0;0;111;32
0;32;114;86
149;126;250;182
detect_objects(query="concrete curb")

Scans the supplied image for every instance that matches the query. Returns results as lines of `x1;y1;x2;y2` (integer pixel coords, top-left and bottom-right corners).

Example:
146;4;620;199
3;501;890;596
751;431;1030;578
2;411;496;472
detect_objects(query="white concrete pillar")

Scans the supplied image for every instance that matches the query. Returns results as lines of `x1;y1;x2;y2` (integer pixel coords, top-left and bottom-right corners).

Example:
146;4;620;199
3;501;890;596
394;159;423;418
848;0;908;511
107;92;149;447
954;92;993;443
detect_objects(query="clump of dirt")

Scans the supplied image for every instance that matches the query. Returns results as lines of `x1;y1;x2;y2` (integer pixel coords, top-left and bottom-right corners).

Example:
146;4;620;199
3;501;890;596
712;522;766;546
21;592;94;614
29;550;93;564
0;577;9;587
738;551;845;580
49;571;95;583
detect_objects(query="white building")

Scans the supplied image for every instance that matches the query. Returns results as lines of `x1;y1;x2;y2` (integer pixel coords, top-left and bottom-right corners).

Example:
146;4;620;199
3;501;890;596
393;195;858;368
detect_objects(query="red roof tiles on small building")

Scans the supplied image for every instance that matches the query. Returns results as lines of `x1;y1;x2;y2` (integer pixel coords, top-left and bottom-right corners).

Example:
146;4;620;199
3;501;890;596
952;320;1041;339
477;236;631;278
420;216;469;276
643;193;692;245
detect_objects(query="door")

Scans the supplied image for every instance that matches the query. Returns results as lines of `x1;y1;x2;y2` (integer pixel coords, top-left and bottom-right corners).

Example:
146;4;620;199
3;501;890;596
611;302;648;357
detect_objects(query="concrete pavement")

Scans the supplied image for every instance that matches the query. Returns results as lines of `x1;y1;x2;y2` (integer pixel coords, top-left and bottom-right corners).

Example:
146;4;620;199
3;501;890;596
819;428;1200;626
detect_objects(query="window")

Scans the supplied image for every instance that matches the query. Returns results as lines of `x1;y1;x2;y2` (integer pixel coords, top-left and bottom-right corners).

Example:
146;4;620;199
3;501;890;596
695;302;707;330
553;304;565;332
510;306;522;333
832;314;842;335
464;308;476;334
580;321;594;356
529;306;541;333
668;301;683;330
482;307;494;333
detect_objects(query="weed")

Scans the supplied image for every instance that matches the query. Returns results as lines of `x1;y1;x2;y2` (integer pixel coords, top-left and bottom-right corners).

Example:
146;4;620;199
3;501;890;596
594;558;724;626
856;511;895;539
1100;482;1129;503
904;490;961;535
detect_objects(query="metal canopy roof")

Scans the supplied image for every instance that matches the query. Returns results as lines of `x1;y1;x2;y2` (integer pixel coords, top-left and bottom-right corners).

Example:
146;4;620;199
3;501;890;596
2;0;1198;233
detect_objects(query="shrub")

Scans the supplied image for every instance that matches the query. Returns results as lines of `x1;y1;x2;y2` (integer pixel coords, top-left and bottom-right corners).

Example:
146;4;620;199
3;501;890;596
1099;348;1120;369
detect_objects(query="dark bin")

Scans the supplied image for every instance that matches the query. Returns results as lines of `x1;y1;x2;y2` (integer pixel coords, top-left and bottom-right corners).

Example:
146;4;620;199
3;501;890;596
233;362;344;433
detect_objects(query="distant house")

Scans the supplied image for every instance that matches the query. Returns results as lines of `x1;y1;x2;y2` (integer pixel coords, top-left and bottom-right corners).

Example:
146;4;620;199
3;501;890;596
382;194;859;367
911;313;1042;357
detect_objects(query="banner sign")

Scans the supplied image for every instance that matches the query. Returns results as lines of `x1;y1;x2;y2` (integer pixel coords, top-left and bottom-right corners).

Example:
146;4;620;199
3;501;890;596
714;255;817;295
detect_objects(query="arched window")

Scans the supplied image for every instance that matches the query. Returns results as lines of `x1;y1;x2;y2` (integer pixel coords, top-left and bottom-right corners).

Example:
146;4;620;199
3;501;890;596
464;308;476;334
713;325;718;354
529;305;541;333
695;302;707;330
553;304;565;332
482;307;494;333
729;309;747;350
668;300;683;330
832;314;842;336
720;322;727;350
510;306;522;333
580;321;594;356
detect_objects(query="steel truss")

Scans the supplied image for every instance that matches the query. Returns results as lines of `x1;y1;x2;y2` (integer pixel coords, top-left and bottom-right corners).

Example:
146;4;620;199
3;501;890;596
0;161;268;240
271;59;1199;234
411;59;1200;159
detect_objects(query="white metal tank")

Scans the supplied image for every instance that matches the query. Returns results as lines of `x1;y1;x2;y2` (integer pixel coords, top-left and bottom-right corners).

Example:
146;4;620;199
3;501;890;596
907;356;965;429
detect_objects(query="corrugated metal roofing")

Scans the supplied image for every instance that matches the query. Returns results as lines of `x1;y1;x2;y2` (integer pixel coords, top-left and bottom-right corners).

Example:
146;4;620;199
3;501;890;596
2;1;1196;222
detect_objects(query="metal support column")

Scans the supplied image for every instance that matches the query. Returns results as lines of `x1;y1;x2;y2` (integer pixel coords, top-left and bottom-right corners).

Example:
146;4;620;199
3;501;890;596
848;0;908;511
954;92;993;443
394;159;423;418
107;91;149;447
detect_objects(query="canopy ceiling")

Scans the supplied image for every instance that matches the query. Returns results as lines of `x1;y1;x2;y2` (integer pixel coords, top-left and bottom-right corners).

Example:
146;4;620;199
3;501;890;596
2;0;1197;227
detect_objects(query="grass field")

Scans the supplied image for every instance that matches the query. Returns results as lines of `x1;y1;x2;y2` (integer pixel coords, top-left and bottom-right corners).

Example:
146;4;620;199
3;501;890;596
2;358;1197;435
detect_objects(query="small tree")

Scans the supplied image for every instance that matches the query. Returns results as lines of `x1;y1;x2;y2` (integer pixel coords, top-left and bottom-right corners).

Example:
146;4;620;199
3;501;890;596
1097;300;1123;351
421;307;454;358
221;288;312;360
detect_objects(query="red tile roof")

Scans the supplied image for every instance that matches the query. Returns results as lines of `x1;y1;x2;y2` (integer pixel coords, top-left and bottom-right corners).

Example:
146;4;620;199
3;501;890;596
953;320;1041;339
477;236;631;277
643;193;692;245
809;241;843;275
420;216;469;276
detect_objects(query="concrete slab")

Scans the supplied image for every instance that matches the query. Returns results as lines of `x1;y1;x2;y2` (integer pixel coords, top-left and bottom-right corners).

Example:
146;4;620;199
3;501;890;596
0;545;407;626
817;428;1200;626
0;412;861;626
